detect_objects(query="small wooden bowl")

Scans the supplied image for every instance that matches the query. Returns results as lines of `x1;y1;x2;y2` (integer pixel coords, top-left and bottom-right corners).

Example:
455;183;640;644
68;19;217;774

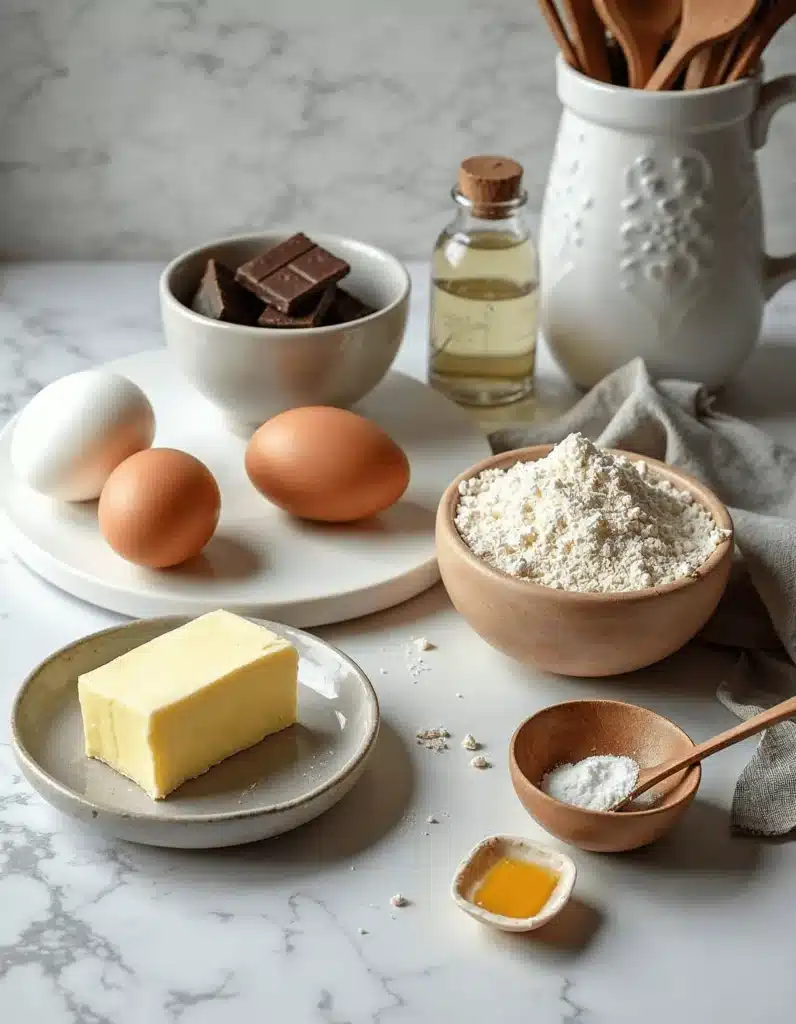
435;446;733;677
510;700;701;853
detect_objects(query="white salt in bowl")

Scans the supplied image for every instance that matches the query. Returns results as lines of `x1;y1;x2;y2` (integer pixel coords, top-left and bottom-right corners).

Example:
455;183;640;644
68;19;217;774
435;445;733;677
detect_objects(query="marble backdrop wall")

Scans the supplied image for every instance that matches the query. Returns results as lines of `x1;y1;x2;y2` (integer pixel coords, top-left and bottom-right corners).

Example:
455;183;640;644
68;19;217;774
2;0;796;261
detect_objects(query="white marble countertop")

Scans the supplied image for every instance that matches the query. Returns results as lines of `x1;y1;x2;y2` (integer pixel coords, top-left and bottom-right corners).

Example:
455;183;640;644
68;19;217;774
2;262;796;1022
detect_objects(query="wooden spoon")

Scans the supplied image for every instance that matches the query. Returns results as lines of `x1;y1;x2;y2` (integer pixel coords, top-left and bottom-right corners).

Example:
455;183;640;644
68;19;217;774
646;0;759;91
562;0;612;81
594;0;682;89
686;0;762;88
612;693;796;810
726;0;796;83
537;0;582;71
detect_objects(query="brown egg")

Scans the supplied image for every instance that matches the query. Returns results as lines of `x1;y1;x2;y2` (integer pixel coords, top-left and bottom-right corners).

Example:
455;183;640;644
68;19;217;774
245;407;410;523
98;448;221;568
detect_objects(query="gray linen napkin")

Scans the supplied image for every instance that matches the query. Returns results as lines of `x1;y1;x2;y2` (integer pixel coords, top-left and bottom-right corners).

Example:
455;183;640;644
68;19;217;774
490;358;796;836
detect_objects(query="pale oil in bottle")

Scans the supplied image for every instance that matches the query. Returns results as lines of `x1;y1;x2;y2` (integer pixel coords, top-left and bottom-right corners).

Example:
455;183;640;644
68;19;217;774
429;155;538;407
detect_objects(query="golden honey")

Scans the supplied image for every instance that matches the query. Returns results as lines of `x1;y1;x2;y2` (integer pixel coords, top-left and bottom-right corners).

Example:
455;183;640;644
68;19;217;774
474;856;559;919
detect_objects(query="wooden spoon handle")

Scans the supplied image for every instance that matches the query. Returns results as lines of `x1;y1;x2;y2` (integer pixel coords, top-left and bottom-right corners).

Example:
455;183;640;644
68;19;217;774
646;34;693;90
632;693;796;800
713;29;747;84
685;42;729;89
727;1;796;84
562;0;611;81
538;0;582;71
592;0;660;89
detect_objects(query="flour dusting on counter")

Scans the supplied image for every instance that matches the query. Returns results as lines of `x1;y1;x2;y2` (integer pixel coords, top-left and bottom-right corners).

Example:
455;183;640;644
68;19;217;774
416;727;449;752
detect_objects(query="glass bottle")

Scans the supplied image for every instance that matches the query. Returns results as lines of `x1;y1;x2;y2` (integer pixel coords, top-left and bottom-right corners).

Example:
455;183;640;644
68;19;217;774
428;155;538;407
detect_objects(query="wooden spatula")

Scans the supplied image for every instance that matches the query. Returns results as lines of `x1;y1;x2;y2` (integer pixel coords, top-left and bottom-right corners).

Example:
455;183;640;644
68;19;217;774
562;0;612;81
646;0;759;90
727;0;796;82
594;0;682;89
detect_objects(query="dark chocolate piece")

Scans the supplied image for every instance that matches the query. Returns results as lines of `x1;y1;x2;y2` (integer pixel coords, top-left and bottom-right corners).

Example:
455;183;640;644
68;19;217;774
235;233;349;313
257;285;336;329
191;258;263;324
325;288;374;325
235;234;315;292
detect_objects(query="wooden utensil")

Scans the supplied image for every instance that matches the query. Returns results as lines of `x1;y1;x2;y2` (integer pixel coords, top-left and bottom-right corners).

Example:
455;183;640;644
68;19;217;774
711;27;750;84
686;0;761;88
646;0;759;90
685;36;737;89
594;0;682;89
613;693;796;810
538;0;582;71
562;0;612;81
726;0;796;83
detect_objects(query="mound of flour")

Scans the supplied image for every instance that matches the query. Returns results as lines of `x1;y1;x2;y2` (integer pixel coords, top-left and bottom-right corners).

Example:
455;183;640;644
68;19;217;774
455;433;730;593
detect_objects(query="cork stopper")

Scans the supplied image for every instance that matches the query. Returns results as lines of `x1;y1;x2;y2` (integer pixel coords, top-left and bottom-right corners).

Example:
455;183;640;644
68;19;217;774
457;156;524;216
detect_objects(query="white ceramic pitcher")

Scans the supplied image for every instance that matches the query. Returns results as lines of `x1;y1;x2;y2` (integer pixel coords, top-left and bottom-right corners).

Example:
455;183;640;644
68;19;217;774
539;59;796;389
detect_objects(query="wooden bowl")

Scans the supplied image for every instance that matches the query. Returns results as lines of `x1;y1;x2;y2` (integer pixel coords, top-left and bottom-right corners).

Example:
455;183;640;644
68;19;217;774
435;446;733;677
510;700;701;853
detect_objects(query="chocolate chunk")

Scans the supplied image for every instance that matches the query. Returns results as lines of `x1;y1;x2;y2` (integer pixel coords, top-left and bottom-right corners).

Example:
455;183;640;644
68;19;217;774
235;233;349;312
236;234;315;292
191;259;263;324
325;288;374;325
257;286;336;329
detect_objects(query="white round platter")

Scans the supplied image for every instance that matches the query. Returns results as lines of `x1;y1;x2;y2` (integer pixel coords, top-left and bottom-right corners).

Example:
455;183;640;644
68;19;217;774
0;349;490;624
11;616;379;849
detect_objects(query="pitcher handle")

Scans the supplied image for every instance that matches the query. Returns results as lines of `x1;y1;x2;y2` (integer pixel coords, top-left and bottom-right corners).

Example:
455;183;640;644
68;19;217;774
752;75;796;299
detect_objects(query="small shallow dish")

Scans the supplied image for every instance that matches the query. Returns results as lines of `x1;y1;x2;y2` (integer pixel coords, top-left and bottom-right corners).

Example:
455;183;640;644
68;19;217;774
160;232;411;436
436;445;733;677
11;616;379;848
451;834;577;933
510;699;701;853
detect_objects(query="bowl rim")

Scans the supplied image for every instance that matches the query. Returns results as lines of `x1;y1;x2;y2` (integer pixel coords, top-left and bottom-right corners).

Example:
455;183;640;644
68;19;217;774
437;443;734;605
509;698;702;820
158;230;411;338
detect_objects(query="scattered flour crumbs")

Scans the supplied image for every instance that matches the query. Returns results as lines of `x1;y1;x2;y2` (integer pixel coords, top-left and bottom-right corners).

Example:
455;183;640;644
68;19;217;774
455;433;730;593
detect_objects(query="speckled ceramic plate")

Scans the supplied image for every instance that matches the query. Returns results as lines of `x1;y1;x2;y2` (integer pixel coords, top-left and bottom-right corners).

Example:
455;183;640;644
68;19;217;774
10;616;379;848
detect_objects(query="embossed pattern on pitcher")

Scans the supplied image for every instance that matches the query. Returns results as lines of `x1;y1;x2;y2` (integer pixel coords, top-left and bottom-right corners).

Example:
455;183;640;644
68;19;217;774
618;152;715;332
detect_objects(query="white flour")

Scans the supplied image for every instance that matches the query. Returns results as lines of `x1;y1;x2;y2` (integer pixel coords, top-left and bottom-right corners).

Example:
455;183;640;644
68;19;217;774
542;755;639;811
455;433;730;593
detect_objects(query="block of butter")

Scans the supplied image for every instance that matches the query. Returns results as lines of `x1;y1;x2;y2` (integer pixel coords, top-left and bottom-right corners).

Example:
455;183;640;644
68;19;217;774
78;610;298;799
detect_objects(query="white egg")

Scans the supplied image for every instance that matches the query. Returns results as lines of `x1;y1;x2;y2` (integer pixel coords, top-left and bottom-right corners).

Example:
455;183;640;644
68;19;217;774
10;370;156;502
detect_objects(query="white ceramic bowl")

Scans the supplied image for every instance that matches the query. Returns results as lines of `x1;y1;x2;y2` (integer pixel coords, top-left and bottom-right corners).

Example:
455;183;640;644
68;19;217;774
160;232;411;436
451;834;577;933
